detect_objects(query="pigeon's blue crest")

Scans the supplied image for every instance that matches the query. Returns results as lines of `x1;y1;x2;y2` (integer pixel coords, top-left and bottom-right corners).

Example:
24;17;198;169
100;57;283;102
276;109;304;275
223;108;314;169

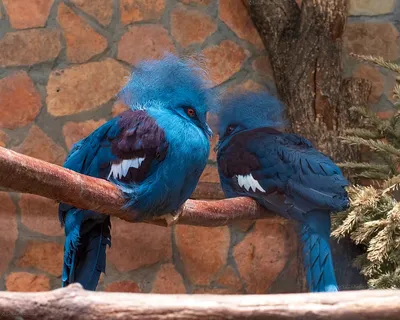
217;91;285;139
216;90;349;293
59;54;216;291
119;54;217;121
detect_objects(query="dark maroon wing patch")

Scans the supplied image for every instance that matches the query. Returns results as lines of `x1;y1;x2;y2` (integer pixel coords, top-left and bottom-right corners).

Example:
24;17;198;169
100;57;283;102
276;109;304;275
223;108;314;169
105;110;169;183
217;141;259;178
217;127;282;179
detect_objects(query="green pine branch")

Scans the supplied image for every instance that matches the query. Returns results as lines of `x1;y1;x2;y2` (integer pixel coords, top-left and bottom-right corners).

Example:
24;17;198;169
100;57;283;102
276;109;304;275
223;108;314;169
339;136;400;157
342;128;382;139
350;53;400;74
332;53;400;289
337;162;389;172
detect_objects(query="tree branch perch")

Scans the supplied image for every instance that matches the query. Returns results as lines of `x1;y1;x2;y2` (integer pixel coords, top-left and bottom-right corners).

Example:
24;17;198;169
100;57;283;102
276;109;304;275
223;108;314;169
0;146;276;227
0;283;399;320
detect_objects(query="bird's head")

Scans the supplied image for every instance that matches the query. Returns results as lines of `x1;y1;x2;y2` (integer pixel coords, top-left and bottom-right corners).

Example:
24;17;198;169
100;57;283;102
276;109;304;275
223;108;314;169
118;54;217;138
214;91;285;150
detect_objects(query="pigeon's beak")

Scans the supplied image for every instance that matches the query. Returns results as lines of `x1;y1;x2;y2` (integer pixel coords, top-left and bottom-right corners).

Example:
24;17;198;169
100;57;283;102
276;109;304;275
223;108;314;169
203;123;213;138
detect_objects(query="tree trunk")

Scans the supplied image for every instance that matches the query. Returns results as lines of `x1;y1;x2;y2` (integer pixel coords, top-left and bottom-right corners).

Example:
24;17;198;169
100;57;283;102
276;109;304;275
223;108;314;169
245;0;371;162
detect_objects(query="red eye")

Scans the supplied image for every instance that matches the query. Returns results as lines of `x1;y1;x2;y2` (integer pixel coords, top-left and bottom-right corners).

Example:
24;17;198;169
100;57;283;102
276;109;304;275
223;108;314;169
187;108;196;118
226;125;235;134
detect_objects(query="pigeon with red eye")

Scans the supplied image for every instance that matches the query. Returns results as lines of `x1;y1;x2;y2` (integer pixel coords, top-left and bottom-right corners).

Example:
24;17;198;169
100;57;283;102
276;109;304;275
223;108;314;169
215;91;349;292
59;54;216;291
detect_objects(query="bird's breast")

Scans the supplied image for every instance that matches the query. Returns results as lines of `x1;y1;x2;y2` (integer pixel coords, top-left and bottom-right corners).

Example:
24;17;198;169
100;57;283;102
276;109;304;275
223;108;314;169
132;122;209;216
145;108;210;181
167;126;209;170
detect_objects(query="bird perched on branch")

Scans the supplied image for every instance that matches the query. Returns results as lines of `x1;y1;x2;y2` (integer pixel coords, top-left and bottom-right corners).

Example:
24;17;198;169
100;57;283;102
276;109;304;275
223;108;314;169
59;54;216;290
215;91;349;292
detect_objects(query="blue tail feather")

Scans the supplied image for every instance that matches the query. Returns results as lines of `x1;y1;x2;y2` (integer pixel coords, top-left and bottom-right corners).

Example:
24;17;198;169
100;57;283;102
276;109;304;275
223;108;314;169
75;217;111;290
301;224;338;292
62;210;111;291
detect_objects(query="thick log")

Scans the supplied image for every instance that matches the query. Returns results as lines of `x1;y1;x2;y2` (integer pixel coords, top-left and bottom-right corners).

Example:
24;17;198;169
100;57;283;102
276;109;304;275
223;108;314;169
0;146;276;226
245;0;371;163
0;284;399;320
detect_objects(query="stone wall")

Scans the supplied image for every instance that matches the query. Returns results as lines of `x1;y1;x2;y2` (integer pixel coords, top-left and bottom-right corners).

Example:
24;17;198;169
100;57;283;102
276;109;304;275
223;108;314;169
0;0;398;293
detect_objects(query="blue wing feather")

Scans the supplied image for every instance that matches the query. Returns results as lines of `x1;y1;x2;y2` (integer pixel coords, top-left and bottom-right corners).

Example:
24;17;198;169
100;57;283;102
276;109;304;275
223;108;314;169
251;132;349;216
63;118;120;175
60;118;120;290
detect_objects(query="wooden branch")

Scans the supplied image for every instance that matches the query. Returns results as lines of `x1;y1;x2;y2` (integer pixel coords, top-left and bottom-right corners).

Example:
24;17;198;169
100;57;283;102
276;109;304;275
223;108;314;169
0;146;276;226
245;0;371;163
1;284;400;320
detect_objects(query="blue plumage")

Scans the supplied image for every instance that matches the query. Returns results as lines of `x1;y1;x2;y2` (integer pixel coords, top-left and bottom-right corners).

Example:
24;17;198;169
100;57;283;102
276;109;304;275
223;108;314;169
215;91;349;292
59;54;216;290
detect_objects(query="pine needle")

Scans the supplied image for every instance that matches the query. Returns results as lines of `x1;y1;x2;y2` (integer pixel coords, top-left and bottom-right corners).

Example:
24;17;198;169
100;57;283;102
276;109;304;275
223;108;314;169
350;53;400;74
393;84;400;102
352;172;392;180
337;162;389;172
339;136;400;157
367;227;393;263
342;128;382;139
351;220;386;245
382;175;400;193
